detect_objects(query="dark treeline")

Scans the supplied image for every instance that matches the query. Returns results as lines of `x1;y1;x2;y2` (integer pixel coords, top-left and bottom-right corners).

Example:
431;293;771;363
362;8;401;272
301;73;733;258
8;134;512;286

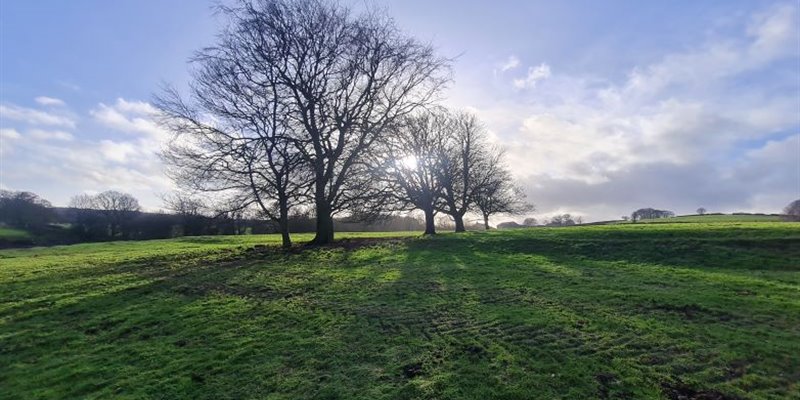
0;189;437;247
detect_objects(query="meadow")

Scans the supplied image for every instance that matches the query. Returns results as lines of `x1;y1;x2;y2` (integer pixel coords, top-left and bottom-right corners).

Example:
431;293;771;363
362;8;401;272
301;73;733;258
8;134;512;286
1;222;798;399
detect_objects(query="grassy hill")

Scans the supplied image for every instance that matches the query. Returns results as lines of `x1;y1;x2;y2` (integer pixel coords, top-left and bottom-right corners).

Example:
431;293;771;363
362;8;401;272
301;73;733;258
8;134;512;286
1;223;799;399
636;214;784;224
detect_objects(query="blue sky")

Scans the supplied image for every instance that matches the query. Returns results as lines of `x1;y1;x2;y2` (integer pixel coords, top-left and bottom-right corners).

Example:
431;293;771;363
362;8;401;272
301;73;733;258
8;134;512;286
1;0;798;221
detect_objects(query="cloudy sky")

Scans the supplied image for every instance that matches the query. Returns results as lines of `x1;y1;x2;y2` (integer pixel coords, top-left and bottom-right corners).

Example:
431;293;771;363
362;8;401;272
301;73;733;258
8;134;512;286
1;0;798;222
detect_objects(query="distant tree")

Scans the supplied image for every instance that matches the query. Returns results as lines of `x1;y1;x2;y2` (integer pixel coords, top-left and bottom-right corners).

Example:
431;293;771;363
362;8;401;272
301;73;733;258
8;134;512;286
547;214;576;227
631;208;674;222
162;192;208;236
621;216;629;222
696;207;707;215
523;217;538;226
0;190;54;230
575;216;583;225
472;151;533;230
497;221;523;229
69;191;140;238
784;199;800;221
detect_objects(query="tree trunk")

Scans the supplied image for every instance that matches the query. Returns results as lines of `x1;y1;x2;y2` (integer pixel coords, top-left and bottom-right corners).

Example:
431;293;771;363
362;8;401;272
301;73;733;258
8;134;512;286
311;201;334;245
454;213;466;232
278;208;292;249
483;214;490;230
423;207;436;235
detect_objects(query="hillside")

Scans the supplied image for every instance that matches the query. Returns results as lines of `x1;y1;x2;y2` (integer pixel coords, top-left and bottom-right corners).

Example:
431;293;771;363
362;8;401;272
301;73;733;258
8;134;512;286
1;223;799;399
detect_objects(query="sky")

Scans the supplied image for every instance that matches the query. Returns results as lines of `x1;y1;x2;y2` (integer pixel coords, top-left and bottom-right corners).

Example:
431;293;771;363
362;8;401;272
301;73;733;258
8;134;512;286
1;0;798;222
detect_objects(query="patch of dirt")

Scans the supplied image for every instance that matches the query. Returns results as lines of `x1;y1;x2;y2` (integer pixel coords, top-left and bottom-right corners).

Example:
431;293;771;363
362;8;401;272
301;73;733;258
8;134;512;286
644;302;734;322
401;362;423;379
595;372;617;399
464;345;487;358
724;359;748;380
305;237;411;251
660;381;741;400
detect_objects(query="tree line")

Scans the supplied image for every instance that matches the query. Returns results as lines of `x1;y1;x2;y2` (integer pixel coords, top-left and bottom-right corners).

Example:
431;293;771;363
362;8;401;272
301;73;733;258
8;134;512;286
156;0;531;248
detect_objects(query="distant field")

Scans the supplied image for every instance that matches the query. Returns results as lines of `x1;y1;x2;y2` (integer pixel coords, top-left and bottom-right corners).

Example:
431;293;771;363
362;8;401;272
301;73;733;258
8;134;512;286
1;223;799;399
635;214;783;223
0;227;31;240
0;227;33;248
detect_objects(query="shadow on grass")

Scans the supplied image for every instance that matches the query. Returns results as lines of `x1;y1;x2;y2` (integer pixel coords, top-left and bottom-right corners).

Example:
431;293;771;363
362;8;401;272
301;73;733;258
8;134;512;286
3;232;798;399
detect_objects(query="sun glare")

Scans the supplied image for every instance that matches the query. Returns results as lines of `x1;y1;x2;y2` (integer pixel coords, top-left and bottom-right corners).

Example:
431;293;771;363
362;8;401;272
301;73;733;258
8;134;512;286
398;155;418;170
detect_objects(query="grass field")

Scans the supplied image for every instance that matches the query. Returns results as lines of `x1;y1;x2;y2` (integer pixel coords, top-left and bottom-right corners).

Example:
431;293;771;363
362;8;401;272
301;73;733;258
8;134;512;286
1;223;799;399
634;214;783;224
0;227;32;247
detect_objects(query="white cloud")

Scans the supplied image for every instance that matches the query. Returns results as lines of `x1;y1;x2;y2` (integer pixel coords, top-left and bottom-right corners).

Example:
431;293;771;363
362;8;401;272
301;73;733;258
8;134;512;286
0;128;21;140
90;98;166;140
466;3;800;221
513;63;551;89
499;55;521;72
28;129;74;141
99;139;139;162
34;96;66;107
0;104;76;128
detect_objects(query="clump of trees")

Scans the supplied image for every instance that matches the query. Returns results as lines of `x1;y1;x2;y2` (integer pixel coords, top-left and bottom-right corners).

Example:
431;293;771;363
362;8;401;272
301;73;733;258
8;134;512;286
157;0;529;245
383;110;531;234
0;190;54;231
545;214;582;226
630;208;675;222
69;190;141;239
784;199;800;221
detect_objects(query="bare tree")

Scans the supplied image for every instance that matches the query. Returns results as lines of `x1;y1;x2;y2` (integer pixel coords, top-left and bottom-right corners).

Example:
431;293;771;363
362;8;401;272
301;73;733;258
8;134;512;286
697;207;707;215
383;111;451;234
206;0;450;245
435;111;494;232
155;2;317;248
70;191;140;238
472;152;533;230
547;214;576;227
523;217;538;226
162;192;208;236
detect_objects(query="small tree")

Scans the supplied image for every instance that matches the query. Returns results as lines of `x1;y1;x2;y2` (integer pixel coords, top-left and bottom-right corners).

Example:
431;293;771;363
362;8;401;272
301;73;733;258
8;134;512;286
523;217;538;226
784;199;800;221
697;207;707;215
472;154;533;230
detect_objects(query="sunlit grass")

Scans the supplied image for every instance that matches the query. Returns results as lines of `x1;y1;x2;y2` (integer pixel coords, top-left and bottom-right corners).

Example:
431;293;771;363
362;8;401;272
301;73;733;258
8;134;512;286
1;223;798;399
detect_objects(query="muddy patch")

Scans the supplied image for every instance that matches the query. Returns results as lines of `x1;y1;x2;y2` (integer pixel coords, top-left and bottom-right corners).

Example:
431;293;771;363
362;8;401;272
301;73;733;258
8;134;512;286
660;380;741;400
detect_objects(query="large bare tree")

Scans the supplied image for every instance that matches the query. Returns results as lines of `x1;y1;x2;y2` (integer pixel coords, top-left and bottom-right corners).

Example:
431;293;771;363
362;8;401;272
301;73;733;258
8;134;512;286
384;111;452;235
156;8;311;248
435;111;495;232
215;0;450;244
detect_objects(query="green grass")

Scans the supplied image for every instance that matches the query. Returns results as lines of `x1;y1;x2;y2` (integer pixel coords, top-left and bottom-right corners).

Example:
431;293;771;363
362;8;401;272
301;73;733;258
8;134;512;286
0;227;32;240
635;214;783;223
1;223;799;399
